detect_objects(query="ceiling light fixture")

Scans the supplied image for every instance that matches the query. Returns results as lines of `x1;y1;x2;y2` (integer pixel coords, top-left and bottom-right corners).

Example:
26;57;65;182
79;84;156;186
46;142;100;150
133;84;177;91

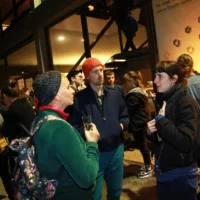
114;59;126;62
58;36;65;41
2;24;9;31
88;5;94;11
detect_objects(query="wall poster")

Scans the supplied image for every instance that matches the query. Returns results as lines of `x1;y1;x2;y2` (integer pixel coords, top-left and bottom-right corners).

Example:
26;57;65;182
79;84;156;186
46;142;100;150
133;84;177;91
152;0;200;71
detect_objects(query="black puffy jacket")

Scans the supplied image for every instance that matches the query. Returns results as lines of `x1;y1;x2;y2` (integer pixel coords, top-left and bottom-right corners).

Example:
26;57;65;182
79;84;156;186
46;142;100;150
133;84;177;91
155;85;200;172
125;87;150;133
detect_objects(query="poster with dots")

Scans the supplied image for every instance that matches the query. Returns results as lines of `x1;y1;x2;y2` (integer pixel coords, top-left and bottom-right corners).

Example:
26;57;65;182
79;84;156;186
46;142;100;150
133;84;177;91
152;0;200;71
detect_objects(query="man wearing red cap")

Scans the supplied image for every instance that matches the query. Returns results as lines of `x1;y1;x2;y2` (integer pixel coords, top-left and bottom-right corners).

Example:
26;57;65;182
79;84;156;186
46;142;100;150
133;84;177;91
70;57;129;200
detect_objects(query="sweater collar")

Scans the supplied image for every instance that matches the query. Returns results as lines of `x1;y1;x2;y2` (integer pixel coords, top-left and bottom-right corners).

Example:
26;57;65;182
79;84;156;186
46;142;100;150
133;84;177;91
38;106;69;120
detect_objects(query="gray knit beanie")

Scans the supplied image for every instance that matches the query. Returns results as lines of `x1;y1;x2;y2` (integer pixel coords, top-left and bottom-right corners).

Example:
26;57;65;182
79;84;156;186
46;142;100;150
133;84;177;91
33;71;61;106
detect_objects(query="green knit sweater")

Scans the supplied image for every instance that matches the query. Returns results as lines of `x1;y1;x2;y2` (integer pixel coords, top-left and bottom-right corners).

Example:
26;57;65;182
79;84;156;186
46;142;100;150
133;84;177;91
33;110;99;200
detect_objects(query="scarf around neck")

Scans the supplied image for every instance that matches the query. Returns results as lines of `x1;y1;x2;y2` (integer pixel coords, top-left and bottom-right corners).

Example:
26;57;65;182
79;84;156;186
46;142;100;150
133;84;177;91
155;83;187;108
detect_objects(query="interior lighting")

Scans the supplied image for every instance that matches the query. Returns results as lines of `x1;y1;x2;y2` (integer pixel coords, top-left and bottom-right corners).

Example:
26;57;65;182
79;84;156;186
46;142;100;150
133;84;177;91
2;24;9;31
114;59;126;62
58;36;65;41
88;5;94;11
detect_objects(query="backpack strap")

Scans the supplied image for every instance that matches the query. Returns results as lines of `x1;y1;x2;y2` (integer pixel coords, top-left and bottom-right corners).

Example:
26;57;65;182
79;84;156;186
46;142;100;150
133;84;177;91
31;115;66;179
17;123;31;137
31;115;65;136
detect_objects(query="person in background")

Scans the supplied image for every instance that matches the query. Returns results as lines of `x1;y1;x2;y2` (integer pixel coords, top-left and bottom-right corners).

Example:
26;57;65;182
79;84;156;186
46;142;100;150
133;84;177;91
0;113;13;200
70;58;129;200
21;87;34;107
1;85;35;172
1;85;35;142
123;71;152;178
111;0;138;52
178;54;200;186
32;71;100;199
67;70;86;93
65;70;86;116
177;53;200;106
104;70;125;98
147;61;199;200
104;70;128;167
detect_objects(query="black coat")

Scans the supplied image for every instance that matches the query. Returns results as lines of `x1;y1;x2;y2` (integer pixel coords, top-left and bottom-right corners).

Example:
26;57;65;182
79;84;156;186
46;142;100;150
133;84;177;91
155;85;200;172
2;98;35;142
70;85;129;152
125;88;150;133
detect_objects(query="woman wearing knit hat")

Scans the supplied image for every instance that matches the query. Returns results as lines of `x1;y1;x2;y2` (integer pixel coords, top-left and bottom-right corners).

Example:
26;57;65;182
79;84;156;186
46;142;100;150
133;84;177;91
32;71;100;199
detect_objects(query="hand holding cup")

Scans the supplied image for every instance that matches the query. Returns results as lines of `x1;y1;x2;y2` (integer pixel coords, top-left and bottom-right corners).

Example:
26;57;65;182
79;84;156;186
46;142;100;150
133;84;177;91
82;115;92;131
84;123;100;143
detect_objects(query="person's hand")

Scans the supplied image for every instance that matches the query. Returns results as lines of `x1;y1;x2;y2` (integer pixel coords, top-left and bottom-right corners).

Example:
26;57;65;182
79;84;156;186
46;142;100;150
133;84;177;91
84;123;100;143
158;101;166;116
146;119;157;135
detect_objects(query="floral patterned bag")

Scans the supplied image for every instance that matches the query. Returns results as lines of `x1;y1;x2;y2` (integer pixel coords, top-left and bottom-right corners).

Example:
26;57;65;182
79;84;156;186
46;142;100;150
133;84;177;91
10;115;64;200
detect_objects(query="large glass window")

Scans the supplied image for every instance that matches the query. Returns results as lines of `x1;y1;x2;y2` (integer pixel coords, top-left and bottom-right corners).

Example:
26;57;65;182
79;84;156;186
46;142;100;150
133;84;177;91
49;14;85;73
49;7;148;72
87;8;147;63
87;16;121;64
7;41;38;90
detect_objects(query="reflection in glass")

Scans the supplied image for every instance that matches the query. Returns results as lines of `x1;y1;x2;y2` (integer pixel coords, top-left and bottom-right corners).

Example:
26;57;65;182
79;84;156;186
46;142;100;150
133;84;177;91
49;15;85;73
7;41;38;89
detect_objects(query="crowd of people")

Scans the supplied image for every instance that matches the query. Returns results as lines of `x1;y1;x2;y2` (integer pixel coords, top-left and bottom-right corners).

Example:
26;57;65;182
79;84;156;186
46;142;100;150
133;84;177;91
0;54;200;200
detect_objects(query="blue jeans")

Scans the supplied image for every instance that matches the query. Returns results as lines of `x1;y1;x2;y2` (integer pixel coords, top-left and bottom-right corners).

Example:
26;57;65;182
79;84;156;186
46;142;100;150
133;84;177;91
93;144;124;200
157;175;197;200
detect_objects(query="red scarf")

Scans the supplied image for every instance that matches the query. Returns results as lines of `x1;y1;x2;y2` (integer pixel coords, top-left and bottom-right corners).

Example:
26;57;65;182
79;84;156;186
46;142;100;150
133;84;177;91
38;106;69;120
